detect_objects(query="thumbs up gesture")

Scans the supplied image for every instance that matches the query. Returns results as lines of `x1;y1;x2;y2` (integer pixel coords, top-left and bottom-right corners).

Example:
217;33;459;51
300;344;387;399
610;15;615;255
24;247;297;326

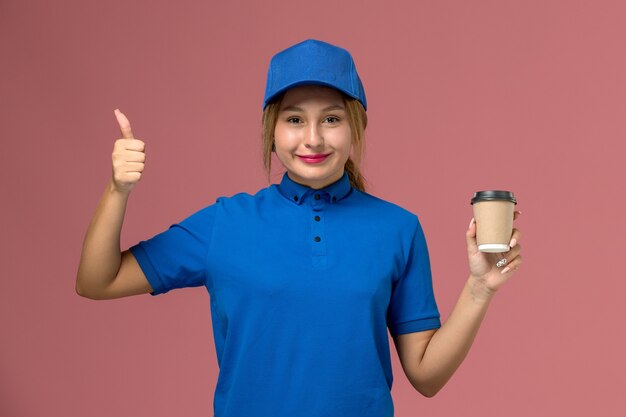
111;109;146;193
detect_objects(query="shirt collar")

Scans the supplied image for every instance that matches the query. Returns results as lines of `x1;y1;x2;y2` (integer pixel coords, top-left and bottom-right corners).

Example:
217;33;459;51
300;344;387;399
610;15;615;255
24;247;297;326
277;171;352;205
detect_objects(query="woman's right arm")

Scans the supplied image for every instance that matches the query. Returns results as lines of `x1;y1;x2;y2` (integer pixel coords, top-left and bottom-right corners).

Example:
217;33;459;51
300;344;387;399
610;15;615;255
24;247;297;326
75;109;153;300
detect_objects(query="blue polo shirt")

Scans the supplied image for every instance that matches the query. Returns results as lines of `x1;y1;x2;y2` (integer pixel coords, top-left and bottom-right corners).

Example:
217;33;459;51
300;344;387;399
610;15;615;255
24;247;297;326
129;171;441;417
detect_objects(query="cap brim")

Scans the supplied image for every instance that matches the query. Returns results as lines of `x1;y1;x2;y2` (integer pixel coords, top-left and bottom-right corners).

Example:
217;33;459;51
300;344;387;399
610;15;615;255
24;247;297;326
264;80;362;109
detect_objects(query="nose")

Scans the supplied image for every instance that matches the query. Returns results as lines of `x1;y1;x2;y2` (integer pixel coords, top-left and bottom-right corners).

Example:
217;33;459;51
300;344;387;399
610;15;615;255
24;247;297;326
304;123;324;149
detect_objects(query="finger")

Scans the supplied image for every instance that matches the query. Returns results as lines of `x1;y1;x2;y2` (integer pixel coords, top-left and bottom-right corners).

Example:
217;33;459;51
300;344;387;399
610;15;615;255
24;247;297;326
124;149;146;162
508;243;521;258
500;255;522;275
124;171;142;183
510;227;521;248
114;109;134;139
113;139;145;156
514;210;522;220
496;244;521;267
468;217;476;237
466;218;478;253
123;162;145;172
122;139;145;152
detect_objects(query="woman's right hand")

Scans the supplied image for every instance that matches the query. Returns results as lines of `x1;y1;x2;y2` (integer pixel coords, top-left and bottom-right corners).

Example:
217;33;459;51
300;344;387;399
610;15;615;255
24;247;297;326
112;109;146;193
75;109;152;299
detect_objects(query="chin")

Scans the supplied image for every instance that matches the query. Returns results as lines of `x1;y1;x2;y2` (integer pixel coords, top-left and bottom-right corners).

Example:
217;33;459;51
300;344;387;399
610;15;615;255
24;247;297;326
300;171;342;186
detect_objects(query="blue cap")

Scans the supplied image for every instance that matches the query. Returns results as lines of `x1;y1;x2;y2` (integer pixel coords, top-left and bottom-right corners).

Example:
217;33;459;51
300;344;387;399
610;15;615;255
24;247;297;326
263;39;367;111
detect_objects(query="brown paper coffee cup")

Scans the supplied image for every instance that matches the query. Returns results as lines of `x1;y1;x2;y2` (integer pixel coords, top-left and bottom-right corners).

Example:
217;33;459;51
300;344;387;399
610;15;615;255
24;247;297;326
471;191;517;253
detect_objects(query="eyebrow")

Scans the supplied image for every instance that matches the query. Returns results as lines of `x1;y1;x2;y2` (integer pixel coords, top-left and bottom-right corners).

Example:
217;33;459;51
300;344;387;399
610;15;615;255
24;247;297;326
279;104;346;112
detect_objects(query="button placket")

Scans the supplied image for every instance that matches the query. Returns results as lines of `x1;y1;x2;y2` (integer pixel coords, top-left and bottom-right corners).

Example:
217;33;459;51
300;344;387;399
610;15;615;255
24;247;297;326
310;193;327;268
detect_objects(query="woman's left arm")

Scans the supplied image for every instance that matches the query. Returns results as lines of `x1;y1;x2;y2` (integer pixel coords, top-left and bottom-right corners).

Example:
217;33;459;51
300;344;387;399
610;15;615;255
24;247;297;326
394;212;522;397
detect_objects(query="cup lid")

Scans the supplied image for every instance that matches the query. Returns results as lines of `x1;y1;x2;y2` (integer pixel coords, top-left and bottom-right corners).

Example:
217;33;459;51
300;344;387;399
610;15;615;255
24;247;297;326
471;190;517;205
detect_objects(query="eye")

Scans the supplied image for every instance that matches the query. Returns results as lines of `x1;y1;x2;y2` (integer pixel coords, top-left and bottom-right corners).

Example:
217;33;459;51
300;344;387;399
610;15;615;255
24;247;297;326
286;117;302;124
324;116;340;123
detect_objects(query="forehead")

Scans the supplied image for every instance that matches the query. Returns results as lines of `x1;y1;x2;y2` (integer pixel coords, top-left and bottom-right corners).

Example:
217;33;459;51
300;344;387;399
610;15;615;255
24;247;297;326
279;85;345;109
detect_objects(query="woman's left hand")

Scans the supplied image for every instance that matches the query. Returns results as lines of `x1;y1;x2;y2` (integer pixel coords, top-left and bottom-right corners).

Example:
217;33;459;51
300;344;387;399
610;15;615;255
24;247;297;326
466;211;522;295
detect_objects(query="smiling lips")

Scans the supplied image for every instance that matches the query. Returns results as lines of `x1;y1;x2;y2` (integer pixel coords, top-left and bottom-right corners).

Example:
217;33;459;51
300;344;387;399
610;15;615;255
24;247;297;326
297;153;330;164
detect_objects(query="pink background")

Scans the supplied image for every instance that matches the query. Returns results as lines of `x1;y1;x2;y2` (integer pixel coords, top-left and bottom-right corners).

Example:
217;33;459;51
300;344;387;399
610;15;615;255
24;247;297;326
2;0;625;416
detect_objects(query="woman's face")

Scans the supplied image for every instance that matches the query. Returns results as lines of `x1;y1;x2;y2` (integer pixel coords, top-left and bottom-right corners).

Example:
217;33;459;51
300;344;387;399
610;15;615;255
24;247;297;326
274;85;352;189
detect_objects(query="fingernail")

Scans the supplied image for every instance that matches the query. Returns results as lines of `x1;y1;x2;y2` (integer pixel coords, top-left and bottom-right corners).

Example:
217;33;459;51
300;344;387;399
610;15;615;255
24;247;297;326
500;267;510;274
469;218;475;229
510;238;517;248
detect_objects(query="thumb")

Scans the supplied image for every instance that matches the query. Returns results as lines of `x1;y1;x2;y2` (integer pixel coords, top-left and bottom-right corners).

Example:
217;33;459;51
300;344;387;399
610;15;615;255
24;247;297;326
114;108;134;139
466;217;479;254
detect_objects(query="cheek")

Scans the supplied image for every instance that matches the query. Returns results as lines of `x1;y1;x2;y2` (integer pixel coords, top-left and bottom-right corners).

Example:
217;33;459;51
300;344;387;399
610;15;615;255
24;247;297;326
272;126;293;164
273;124;297;147
338;129;353;154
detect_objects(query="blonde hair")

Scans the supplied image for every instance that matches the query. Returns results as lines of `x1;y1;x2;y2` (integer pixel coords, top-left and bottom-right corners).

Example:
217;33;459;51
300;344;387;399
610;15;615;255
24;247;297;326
261;93;368;192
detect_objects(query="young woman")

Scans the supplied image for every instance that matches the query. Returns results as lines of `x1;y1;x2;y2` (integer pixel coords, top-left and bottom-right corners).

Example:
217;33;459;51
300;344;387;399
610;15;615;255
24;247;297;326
76;39;522;417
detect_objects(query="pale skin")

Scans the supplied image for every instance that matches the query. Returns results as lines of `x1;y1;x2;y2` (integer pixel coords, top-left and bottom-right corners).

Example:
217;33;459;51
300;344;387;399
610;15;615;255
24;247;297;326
75;109;153;299
392;213;522;397
76;92;523;398
273;86;352;189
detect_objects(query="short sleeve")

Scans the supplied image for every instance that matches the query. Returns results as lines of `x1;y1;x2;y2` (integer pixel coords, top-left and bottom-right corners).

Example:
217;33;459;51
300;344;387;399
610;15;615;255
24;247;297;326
128;202;219;296
387;215;441;336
